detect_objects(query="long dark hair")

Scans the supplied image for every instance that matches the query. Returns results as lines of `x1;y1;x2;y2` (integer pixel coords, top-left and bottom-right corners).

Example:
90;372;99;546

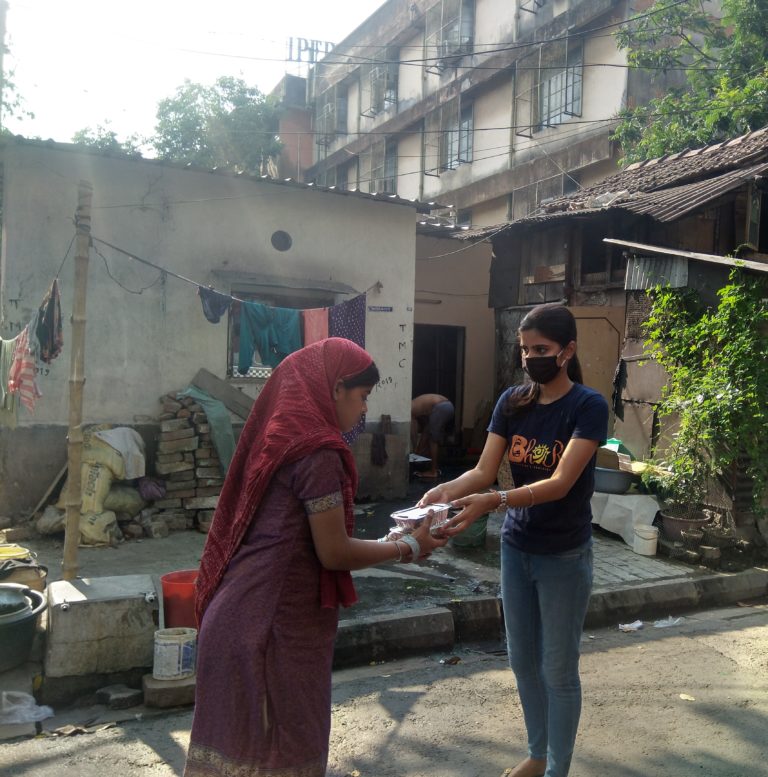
342;362;380;388
506;304;583;415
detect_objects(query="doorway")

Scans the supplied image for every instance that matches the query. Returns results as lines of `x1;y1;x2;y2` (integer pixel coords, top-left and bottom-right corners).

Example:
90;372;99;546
412;323;465;432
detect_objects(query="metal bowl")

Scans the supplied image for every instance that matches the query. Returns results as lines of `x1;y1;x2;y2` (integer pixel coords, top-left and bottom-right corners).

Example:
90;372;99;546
594;467;636;495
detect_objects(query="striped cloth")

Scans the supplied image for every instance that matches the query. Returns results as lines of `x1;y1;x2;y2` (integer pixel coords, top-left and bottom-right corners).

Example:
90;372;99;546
8;325;41;412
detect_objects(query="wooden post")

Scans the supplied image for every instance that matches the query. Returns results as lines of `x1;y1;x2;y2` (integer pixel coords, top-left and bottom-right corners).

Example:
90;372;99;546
62;181;93;581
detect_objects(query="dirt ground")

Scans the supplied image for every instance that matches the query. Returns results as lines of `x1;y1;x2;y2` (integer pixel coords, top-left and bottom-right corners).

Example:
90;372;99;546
3;602;768;777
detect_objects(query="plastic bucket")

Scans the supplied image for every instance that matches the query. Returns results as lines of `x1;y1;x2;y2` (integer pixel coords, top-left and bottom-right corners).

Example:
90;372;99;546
160;570;198;628
451;515;489;549
152;627;197;680
633;525;659;556
0;587;47;673
0;545;46;592
0;544;33;562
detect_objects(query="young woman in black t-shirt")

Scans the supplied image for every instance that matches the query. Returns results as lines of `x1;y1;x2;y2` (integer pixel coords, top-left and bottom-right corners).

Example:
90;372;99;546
420;304;608;777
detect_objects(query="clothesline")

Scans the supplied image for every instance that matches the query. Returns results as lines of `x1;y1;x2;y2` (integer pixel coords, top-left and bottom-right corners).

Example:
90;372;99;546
90;235;383;305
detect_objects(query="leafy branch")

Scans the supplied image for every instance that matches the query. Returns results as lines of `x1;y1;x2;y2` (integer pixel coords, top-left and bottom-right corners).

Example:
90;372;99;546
642;271;768;517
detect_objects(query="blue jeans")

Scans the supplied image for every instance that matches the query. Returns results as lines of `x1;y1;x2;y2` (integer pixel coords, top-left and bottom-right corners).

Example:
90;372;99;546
500;539;593;777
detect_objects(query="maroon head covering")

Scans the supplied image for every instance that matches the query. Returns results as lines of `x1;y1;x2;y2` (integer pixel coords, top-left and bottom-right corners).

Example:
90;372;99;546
194;337;373;625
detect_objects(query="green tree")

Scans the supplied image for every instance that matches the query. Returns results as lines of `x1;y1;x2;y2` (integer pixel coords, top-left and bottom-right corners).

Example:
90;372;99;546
613;0;768;164
152;76;282;173
71;124;142;154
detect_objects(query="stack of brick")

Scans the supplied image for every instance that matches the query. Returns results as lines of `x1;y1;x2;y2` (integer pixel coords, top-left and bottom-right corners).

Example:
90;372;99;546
152;393;223;533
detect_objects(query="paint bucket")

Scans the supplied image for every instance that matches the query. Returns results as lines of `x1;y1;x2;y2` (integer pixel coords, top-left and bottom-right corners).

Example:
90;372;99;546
152;627;197;680
160;569;198;628
633;525;659;556
451;515;489;549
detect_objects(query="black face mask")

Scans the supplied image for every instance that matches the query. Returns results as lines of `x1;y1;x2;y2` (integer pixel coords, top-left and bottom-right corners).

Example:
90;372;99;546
523;350;564;384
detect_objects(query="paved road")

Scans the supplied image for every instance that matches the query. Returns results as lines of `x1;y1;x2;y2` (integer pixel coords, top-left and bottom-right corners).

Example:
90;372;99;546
2;601;768;777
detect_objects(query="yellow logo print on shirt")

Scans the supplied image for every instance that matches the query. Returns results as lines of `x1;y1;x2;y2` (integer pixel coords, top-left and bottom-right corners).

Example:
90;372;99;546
509;434;564;469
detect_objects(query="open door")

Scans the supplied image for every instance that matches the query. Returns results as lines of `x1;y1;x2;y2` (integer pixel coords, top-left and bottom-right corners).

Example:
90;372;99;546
412;323;465;432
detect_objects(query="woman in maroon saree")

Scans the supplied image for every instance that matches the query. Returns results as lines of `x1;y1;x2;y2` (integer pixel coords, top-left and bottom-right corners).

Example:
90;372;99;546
185;338;445;777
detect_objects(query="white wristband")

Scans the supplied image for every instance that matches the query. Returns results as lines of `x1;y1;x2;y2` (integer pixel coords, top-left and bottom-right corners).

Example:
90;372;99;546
399;534;421;562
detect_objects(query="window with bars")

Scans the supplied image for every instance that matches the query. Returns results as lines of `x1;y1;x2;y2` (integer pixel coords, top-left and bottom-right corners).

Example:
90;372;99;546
361;49;399;116
538;40;583;128
442;102;473;170
425;0;474;70
359;139;398;193
514;39;583;137
425;98;473;174
315;85;349;146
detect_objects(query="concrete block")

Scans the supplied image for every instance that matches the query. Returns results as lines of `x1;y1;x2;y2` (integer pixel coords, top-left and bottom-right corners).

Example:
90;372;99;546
96;683;143;709
160;418;192;433
157;437;198;455
445;596;502;642
142;673;196;708
159;427;196;442
156;459;194;476
45;576;158;678
194;467;221;479
334;608;454;668
146;520;169;539
184;496;218;510
154;498;182;510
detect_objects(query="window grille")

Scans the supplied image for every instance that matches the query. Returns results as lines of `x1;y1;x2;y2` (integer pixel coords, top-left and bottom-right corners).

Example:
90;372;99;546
360;49;399;117
425;0;474;73
424;98;473;175
514;39;583;137
315;86;348;146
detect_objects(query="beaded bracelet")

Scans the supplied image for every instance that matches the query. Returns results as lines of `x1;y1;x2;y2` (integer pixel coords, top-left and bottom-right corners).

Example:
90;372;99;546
497;489;508;510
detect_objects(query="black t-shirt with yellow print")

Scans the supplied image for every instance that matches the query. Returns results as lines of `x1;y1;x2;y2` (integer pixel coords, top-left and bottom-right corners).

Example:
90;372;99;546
488;383;608;554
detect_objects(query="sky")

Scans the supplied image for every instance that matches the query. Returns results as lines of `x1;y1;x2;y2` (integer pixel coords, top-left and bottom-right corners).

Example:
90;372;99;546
3;0;386;147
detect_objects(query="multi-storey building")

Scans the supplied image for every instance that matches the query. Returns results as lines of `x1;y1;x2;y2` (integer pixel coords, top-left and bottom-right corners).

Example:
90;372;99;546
278;0;675;444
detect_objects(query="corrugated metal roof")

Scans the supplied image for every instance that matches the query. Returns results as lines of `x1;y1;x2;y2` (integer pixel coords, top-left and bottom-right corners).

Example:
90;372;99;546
617;161;768;222
461;158;768;240
605;238;768;274
625;255;688;290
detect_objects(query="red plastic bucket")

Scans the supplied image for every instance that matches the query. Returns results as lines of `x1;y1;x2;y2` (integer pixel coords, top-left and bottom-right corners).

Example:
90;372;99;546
160;570;198;628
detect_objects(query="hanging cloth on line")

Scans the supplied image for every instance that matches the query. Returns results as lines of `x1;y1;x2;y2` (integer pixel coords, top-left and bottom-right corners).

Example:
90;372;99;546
302;307;329;346
238;302;302;372
0;336;19;427
36;278;63;364
8;326;42;413
329;293;366;348
329;294;367;443
198;286;233;324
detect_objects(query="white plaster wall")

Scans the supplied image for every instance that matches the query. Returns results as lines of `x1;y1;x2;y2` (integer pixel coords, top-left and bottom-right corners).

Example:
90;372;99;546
414;235;495;427
471;78;514;180
0;143;417;429
581;32;627;122
398;32;425;111
396;132;423;201
475;0;516;51
471;197;509;226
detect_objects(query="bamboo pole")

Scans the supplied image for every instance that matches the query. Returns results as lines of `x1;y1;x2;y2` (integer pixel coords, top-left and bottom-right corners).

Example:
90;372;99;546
62;181;93;581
